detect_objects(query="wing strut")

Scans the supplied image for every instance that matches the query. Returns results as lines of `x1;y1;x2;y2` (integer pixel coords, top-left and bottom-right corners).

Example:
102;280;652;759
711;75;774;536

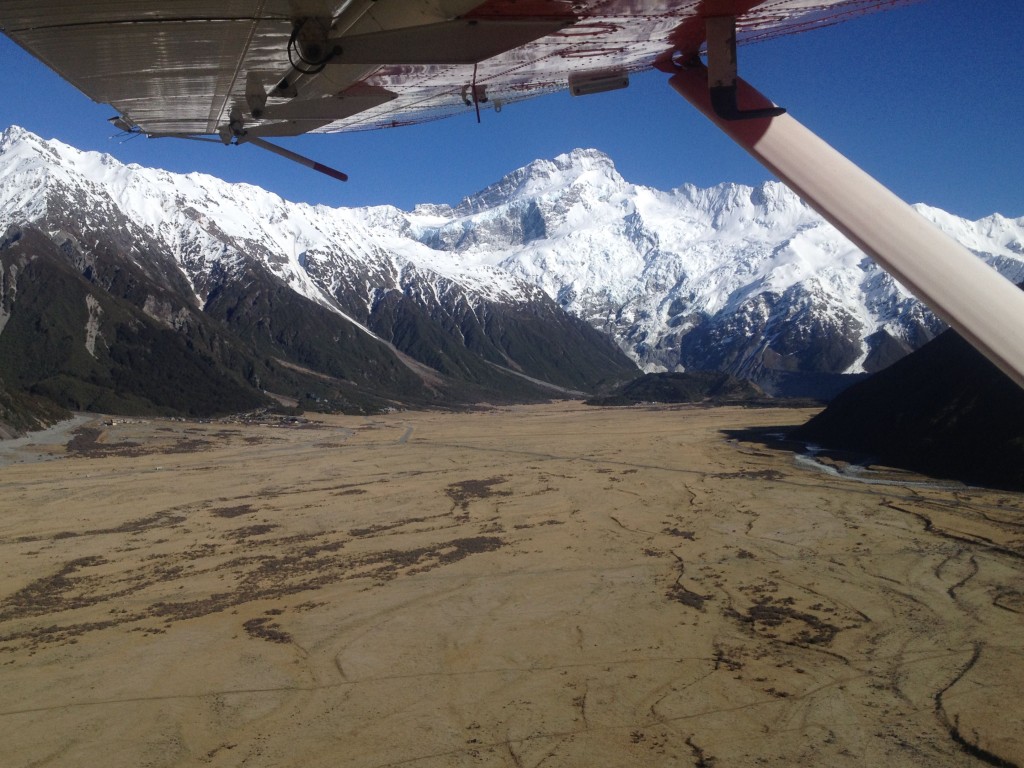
129;118;350;183
664;57;1024;390
237;135;348;182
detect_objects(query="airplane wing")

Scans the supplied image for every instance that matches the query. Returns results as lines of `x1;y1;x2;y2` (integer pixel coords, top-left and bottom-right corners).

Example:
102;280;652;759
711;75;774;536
0;1;911;139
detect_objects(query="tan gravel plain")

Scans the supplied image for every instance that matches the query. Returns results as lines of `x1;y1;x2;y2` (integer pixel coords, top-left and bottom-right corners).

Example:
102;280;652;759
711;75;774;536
1;402;1022;768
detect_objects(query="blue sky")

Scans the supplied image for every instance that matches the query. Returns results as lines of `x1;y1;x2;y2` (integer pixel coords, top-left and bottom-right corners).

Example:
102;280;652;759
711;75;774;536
2;0;1021;219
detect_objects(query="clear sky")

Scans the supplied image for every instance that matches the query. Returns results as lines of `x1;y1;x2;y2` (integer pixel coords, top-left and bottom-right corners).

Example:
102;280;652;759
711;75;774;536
1;0;1021;220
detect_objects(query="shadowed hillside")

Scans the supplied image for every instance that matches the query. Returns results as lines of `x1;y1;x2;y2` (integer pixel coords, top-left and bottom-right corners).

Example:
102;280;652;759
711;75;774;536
586;371;765;406
791;324;1024;490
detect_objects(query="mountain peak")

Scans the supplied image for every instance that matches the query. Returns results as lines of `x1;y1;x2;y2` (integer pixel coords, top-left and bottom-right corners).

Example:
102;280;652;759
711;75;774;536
0;124;49;158
455;148;624;215
550;147;615;171
0;124;30;145
0;124;127;180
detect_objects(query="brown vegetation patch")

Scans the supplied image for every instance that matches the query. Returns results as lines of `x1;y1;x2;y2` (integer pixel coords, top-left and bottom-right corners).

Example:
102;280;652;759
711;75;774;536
667;583;711;610
513;519;565;530
445;477;512;510
226;524;280;541
1;619;122;650
11;510;187;545
66;427;144;457
0;556;110;620
161;438;212;454
211;504;256;518
363;536;506;579
65;427;103;453
243;617;292;644
728;597;842;646
64;427;211;458
663;527;696;539
713;469;785;481
349;515;441;538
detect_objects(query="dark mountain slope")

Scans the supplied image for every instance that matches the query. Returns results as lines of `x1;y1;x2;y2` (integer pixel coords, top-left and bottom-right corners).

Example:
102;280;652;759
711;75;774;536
791;325;1024;490
0;225;271;416
587;371;764;406
0;374;69;436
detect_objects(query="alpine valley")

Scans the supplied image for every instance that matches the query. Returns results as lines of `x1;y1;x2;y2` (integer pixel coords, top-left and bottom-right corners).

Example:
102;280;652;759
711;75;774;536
2;126;1023;428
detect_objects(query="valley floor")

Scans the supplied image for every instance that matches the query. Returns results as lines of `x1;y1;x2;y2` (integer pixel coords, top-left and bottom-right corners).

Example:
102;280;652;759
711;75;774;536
1;403;1022;767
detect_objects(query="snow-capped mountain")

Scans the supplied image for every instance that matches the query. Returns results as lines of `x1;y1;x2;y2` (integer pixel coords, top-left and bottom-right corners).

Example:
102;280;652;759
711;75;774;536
0;125;543;314
2;124;1022;422
0;126;634;420
355;147;1024;391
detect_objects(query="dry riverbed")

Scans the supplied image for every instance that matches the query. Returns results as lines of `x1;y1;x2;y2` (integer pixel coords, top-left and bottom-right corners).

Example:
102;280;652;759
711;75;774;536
1;403;1022;767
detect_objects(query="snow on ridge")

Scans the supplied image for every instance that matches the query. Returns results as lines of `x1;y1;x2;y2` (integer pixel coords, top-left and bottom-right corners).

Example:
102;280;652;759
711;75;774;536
2;126;540;307
914;203;1024;258
349;146;1021;374
369;228;535;304
451;147;624;215
5;125;1023;377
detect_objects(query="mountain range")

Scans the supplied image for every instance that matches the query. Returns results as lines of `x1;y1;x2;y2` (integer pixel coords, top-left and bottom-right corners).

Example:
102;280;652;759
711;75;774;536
362;148;1024;394
2;125;1023;428
0;126;635;426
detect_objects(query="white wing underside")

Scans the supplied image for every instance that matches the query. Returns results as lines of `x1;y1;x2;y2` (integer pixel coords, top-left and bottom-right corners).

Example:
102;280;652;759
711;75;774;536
0;0;908;138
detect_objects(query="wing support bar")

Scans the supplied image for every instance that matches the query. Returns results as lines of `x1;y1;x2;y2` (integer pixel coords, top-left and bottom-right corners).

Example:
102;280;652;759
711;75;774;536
237;135;348;182
705;16;785;121
668;62;1024;390
147;125;349;183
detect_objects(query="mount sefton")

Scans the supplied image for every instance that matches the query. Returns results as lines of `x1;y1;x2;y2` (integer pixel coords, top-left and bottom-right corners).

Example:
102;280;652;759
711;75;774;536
2;126;1022;425
367;146;1023;393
